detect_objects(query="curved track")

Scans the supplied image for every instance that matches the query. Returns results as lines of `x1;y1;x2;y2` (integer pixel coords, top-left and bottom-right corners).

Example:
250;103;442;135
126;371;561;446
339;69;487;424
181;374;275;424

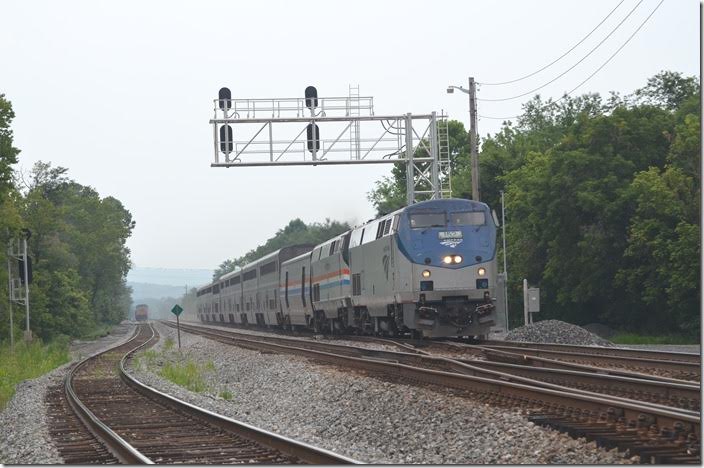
168;321;701;464
50;323;358;464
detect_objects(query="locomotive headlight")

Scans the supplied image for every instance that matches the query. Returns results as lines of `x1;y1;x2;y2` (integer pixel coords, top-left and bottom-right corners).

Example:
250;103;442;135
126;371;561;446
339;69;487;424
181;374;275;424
477;267;486;276
422;269;431;278
453;255;463;264
443;255;453;264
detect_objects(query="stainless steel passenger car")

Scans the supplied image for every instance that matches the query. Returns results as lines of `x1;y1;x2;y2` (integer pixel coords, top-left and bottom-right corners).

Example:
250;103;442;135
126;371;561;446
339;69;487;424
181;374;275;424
198;199;502;338
197;245;314;327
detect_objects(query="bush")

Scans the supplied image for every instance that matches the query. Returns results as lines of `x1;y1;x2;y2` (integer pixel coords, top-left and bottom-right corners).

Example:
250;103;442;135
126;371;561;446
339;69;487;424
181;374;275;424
0;338;70;408
159;361;210;393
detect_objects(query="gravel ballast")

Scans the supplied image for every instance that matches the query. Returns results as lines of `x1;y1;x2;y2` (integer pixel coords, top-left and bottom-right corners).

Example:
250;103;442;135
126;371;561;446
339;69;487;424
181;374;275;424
129;322;634;464
505;319;614;347
0;322;136;464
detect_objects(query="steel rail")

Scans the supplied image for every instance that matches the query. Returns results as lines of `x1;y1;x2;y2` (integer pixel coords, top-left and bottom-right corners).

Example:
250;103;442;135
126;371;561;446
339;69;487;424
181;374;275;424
476;346;696;384
475;339;701;363
64;326;154;464
165;322;700;433
120;324;359;465
476;343;700;376
360;336;697;385
174;322;696;391
178;323;699;416
465;359;700;409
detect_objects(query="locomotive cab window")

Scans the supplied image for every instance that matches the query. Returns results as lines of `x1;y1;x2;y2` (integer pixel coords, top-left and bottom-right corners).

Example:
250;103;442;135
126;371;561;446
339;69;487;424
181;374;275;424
410;213;446;228
450;211;485;225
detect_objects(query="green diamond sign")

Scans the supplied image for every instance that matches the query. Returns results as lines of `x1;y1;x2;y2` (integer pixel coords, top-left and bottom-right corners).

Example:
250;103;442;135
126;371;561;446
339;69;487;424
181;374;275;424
171;304;183;316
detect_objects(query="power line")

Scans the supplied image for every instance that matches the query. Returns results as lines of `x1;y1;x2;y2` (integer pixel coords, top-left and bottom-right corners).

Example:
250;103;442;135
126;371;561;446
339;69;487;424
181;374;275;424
478;0;627;86
478;0;665;121
477;0;645;102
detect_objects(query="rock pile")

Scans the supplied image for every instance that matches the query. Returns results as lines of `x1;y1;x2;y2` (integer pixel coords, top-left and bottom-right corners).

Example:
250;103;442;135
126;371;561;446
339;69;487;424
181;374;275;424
505;320;614;347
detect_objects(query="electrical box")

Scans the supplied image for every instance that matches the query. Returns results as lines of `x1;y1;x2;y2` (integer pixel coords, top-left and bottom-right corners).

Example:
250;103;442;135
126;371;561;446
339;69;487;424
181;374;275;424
527;288;540;312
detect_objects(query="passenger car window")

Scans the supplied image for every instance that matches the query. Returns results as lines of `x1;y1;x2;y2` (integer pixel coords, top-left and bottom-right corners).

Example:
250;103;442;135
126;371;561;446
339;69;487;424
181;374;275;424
409;213;446;228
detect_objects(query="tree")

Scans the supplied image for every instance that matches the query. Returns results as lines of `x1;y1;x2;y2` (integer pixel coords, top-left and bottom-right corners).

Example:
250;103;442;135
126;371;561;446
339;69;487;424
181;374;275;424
616;166;699;334
367;71;700;335
633;70;699;111
213;218;351;280
0;94;20;203
368;120;470;216
21;162;135;335
0;95;24;342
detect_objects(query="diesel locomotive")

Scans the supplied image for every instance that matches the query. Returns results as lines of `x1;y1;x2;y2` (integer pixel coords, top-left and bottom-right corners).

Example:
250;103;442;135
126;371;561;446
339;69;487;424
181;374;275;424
135;304;149;322
196;198;503;338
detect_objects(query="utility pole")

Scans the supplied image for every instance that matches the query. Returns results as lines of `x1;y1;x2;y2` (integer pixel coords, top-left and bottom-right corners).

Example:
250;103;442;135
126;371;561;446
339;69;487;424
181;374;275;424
468;77;480;202
7;233;31;342
6;256;13;352
500;190;509;330
22;236;30;340
523;278;529;326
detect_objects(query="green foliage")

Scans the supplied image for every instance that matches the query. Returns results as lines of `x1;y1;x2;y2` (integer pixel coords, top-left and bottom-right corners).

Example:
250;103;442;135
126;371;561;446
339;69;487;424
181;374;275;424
213;218;351;280
369;120;470;216
219;389;233;400
159;360;211;393
0;93;135;343
369;71;700;335
29;269;93;339
163;337;175;351
0;94;20;201
633;70;700;111
19;162;135;338
616;166;700;334
0;337;70;408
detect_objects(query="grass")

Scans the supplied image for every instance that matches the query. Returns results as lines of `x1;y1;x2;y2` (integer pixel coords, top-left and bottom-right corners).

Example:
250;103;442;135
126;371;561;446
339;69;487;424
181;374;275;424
81;324;113;341
0;337;70;409
611;333;699;345
159;360;213;393
219;390;233;400
163;337;175;351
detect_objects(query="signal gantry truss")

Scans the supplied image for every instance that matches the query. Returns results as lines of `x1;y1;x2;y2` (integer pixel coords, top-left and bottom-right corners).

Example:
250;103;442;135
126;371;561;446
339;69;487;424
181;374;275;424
210;87;451;204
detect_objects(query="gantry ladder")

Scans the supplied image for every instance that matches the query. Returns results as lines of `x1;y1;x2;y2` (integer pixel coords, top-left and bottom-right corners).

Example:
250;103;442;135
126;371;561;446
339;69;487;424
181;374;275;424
349;84;361;160
436;115;452;198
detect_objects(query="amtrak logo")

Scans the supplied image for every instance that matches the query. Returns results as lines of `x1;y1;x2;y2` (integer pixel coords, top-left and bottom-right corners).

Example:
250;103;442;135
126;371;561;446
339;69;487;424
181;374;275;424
440;238;463;248
382;254;390;280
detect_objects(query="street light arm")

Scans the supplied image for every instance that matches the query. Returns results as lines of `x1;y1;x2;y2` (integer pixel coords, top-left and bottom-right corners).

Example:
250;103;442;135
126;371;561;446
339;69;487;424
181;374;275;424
447;85;470;95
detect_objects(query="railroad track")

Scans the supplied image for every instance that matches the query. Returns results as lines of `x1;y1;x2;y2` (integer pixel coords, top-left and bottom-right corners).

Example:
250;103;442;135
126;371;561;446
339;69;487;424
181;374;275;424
472;339;701;364
166;321;700;463
170;322;699;411
476;342;700;381
48;323;357;464
353;335;700;382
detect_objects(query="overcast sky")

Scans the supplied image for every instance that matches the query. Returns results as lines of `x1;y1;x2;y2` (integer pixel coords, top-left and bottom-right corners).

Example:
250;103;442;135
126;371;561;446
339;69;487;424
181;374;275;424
1;0;699;270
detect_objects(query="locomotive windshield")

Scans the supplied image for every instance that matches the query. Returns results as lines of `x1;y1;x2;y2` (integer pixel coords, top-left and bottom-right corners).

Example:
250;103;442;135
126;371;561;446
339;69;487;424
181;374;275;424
450;211;485;225
409;213;445;228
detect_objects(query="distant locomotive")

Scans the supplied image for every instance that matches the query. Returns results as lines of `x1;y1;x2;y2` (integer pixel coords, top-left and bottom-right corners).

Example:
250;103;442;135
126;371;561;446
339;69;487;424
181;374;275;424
135;304;149;322
196;199;503;338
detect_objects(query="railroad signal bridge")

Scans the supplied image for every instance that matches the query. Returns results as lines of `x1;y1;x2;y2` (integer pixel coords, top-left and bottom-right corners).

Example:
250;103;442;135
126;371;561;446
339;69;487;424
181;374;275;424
210;86;452;204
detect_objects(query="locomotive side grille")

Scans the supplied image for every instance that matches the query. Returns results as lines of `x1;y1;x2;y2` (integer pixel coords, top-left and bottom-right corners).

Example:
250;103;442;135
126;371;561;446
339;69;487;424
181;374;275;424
352;274;361;296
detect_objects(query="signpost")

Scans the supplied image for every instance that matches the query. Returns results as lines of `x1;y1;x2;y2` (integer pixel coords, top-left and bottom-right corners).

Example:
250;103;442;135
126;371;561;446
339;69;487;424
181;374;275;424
171;304;183;349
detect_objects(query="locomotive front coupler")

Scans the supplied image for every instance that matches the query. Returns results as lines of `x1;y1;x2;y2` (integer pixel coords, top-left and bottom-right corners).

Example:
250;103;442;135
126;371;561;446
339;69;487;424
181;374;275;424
475;302;495;316
417;305;438;318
